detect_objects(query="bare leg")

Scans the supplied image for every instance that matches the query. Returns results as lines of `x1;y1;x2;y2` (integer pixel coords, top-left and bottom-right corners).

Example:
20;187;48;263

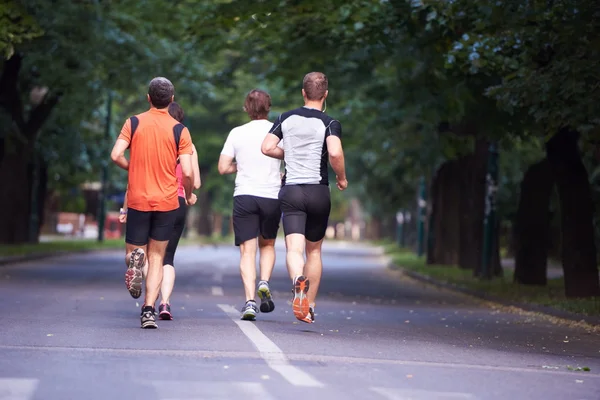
239;238;258;301
144;238;169;309
160;265;175;305
305;238;324;307
258;236;276;281
285;233;305;280
286;233;312;321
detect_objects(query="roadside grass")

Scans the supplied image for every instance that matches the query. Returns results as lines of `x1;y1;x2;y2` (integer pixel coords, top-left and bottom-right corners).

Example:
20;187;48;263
0;235;234;257
381;241;600;317
0;238;124;257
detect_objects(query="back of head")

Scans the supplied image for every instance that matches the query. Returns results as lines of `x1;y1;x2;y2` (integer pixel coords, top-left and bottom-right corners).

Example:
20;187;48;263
302;72;328;101
148;77;174;109
168;102;185;122
244;89;271;120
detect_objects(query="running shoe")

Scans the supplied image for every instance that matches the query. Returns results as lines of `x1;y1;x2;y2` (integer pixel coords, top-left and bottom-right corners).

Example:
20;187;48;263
158;303;172;320
125;248;145;299
140;306;157;329
292;275;311;322
241;300;259;321
257;280;275;313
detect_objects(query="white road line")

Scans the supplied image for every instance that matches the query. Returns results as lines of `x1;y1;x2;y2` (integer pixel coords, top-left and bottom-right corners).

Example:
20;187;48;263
217;304;324;388
0;378;39;400
211;286;224;296
371;387;475;400
212;271;223;283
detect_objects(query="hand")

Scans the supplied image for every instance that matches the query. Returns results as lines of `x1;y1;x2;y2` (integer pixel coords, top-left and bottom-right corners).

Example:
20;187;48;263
119;208;127;223
336;176;348;191
186;193;197;206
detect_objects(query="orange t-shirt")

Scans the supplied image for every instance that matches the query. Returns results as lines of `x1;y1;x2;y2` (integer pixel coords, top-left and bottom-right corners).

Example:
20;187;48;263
118;107;193;212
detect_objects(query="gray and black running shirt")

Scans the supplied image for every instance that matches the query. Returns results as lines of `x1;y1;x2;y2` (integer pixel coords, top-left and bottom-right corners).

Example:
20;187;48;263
269;106;342;186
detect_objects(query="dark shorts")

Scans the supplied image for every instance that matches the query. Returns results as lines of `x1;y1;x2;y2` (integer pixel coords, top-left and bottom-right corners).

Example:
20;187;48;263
125;206;178;246
279;184;331;242
164;196;188;267
232;195;281;246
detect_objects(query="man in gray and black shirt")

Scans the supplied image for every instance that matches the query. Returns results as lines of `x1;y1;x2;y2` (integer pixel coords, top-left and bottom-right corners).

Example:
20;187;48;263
261;71;348;323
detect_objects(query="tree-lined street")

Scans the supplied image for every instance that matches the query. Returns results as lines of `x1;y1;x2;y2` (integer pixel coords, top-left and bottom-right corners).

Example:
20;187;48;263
1;242;598;399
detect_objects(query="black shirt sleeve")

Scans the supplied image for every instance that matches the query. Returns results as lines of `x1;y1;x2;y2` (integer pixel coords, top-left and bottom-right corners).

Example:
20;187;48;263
326;119;342;139
269;114;284;139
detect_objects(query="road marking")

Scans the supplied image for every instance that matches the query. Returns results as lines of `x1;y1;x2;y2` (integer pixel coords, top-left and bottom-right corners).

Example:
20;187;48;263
212;271;223;283
0;378;39;400
217;304;324;388
371;387;475;400
211;286;224;296
152;381;275;400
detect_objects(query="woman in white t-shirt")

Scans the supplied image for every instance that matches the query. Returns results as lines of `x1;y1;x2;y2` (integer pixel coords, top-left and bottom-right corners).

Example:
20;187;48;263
218;89;283;321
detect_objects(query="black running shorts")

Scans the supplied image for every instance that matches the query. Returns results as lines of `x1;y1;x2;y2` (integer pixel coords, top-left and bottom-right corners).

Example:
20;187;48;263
232;195;281;246
164;196;188;267
125;206;178;246
279;184;331;242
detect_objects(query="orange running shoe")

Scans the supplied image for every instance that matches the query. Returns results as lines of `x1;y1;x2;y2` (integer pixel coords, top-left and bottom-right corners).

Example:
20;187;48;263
292;276;311;322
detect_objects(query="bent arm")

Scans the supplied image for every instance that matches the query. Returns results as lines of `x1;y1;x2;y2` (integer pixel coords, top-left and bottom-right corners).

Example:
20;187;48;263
192;145;202;189
326;136;346;180
218;154;237;175
261;133;284;160
179;154;194;198
110;139;130;170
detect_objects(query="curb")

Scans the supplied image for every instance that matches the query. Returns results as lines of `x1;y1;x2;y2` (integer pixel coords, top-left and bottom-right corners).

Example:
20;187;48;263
0;249;110;266
390;264;600;327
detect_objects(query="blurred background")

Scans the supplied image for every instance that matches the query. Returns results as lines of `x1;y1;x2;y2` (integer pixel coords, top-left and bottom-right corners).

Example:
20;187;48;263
1;0;599;308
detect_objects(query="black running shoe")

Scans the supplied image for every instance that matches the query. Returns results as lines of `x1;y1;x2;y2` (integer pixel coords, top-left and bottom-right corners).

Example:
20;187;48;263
158;303;172;320
241;300;258;321
141;306;157;329
257;281;275;313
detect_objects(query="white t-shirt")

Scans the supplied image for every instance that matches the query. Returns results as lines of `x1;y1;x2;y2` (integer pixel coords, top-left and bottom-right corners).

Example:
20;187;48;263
220;119;283;199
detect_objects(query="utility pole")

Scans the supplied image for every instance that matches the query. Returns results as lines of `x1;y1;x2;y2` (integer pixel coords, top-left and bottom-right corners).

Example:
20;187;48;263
97;90;112;242
481;142;499;278
416;176;427;257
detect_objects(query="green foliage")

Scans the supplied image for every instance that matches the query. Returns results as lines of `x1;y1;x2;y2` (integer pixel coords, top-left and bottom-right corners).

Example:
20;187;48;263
3;0;598;240
0;1;42;59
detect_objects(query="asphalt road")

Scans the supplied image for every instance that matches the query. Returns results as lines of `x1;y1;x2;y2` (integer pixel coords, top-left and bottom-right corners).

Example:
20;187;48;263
0;241;599;400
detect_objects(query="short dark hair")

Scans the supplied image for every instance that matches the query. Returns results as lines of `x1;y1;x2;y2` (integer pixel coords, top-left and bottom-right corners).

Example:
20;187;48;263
303;72;328;101
148;77;174;109
244;89;271;120
168;102;184;122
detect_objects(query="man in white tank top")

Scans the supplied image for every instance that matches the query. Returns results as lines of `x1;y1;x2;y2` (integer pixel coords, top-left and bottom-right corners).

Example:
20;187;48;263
218;89;283;320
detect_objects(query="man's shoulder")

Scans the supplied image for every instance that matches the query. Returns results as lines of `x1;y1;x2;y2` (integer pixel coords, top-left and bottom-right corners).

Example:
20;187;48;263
287;107;338;123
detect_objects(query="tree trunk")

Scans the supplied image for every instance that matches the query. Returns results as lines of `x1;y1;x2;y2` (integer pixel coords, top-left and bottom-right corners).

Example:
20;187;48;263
427;160;461;265
36;158;48;237
0;54;60;244
458;139;489;271
212;213;223;236
546;128;600;297
0;151;32;243
513;158;554;285
196;190;212;236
